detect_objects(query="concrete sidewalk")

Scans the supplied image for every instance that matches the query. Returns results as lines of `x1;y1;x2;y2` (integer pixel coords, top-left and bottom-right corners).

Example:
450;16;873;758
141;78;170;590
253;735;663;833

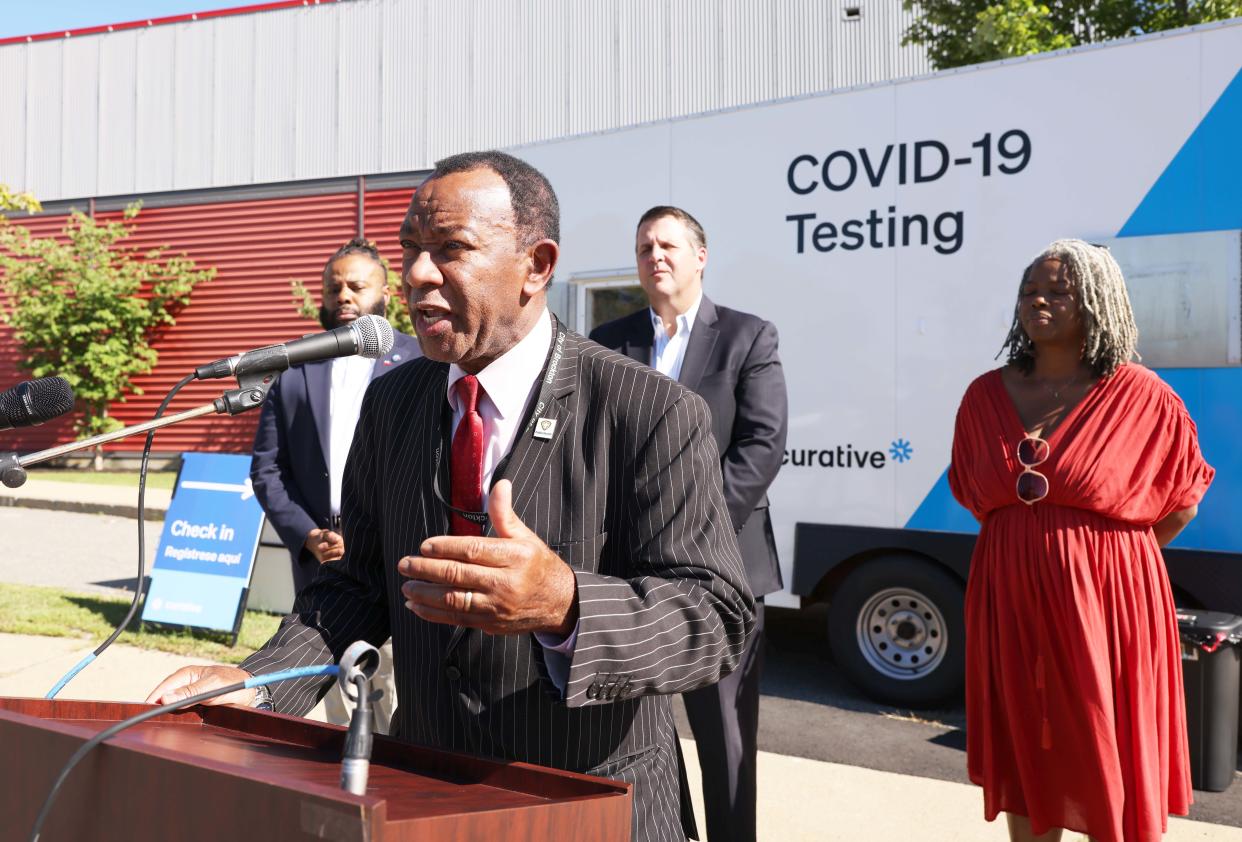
0;632;1237;842
0;478;172;519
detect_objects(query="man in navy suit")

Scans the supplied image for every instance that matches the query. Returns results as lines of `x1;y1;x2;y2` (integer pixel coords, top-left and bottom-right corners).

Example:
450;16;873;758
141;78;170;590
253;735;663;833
249;237;420;730
591;206;788;842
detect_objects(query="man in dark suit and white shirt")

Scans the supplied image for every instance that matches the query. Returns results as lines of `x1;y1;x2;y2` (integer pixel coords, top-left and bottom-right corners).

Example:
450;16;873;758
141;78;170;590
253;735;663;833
149;152;754;842
252;238;421;595
591;206;788;842
248;238;420;733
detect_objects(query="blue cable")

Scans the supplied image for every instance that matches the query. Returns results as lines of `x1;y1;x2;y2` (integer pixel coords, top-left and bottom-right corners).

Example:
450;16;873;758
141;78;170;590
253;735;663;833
43;373;197;700
46;656;339;700
44;653;96;699
245;664;339;688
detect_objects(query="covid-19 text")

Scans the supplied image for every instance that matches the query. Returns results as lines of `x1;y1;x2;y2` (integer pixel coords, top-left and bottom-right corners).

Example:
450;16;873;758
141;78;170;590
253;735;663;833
784;130;1031;256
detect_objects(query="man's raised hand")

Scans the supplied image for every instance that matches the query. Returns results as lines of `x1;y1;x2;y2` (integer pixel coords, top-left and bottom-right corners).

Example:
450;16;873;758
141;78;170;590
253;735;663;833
398;479;578;636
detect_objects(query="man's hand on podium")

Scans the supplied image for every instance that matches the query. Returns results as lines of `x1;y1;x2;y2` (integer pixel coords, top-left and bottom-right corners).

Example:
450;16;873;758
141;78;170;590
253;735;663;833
145;665;257;707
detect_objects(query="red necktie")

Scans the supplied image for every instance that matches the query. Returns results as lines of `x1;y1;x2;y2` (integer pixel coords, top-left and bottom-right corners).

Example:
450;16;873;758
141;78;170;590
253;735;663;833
450;375;484;537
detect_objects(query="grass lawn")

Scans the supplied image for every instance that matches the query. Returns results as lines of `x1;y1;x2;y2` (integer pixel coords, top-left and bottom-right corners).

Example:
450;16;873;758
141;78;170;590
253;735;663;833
0;583;281;664
24;470;177;490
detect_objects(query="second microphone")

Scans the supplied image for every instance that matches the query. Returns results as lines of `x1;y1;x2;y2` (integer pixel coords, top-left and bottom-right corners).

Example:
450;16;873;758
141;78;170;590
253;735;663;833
194;315;395;380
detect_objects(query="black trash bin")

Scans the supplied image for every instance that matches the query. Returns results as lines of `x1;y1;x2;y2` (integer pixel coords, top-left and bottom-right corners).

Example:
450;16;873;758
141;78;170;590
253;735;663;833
1177;610;1242;792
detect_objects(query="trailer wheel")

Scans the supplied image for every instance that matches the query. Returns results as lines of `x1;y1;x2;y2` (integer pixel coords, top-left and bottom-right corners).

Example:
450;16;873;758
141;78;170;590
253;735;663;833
827;555;965;707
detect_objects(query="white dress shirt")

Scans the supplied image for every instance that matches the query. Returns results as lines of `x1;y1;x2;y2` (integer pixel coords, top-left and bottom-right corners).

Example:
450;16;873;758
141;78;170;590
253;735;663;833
649;292;703;380
444;308;575;687
328;354;376;516
446;306;553;494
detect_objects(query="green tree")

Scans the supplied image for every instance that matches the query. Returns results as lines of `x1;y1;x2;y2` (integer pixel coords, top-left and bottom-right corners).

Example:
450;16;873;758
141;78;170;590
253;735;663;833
972;0;1076;59
904;0;1242;69
290;266;415;337
0;204;215;461
0;184;41;217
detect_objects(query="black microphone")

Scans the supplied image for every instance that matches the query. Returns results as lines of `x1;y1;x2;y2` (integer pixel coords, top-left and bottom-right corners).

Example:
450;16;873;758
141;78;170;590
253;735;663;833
194;314;395;380
0;377;74;431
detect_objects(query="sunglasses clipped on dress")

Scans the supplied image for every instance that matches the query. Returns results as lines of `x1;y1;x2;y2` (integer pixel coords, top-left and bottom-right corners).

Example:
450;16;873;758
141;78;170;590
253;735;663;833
1016;435;1050;505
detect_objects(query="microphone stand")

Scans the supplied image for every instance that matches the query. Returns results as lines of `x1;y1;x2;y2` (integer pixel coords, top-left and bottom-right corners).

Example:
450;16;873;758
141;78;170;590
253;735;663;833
336;640;383;796
341;673;377;796
0;371;277;488
3;367;280;698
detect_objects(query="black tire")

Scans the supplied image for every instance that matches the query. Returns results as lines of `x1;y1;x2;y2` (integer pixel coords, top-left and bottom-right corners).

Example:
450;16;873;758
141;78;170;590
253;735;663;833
827;555;966;707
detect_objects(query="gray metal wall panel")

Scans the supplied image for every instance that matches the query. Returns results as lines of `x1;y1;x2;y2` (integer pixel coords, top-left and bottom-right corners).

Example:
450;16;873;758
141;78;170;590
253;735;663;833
424;0;477;160
518;0;568;145
379;0;426;172
865;0;904;82
832;0;925;88
669;0;719;117
773;1;831;98
0;0;931;201
135;25;177;192
0;47;26;190
97;31;138;196
25;41;64;197
617;0;669;127
294;8;338;179
723;0;773;109
212;15;257;186
896;5;929;77
566;0;620;136
472;0;523;152
832;0;864;88
253;12;298;183
337;1;384;175
173;21;215;188
61;38;101;198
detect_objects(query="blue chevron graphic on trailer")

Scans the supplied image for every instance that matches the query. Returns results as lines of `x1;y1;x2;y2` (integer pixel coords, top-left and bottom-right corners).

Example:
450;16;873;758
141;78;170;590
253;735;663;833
1147;368;1242;553
906;469;979;534
1119;67;1242;237
907;64;1242;554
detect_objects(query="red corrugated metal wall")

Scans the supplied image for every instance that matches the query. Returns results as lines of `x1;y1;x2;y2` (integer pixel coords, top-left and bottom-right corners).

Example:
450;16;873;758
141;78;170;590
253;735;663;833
94;192;359;452
0;182;420;457
364;188;414;271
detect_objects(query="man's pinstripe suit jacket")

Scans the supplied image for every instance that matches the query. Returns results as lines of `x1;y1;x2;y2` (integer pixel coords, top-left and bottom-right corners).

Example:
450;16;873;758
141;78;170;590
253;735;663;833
240;324;756;842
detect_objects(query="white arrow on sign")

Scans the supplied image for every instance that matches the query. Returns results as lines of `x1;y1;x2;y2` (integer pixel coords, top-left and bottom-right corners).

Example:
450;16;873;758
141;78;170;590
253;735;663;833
180;477;255;501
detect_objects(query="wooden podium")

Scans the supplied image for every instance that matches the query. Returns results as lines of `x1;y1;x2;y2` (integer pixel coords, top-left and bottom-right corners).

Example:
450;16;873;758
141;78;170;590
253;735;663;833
0;697;631;842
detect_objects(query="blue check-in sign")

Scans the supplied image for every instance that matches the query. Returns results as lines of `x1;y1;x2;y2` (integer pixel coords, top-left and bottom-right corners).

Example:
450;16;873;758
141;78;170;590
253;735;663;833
143;452;266;634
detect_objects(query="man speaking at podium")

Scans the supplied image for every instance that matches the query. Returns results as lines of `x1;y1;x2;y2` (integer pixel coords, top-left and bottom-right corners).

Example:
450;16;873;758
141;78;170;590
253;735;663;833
149;150;755;841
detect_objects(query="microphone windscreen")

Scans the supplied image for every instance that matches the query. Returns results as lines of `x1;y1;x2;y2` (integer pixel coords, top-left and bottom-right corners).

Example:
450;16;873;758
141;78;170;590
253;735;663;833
0;376;74;428
351;315;395;359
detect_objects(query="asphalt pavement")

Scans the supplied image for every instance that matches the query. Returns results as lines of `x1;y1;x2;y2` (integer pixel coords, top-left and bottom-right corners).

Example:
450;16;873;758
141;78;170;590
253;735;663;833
739;604;1242;830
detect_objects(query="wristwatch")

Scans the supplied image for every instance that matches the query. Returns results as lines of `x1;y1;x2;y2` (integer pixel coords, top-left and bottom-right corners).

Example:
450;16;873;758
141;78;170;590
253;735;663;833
252;682;274;711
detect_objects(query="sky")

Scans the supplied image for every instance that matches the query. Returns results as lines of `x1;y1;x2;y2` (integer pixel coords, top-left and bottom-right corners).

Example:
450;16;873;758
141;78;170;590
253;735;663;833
0;1;264;40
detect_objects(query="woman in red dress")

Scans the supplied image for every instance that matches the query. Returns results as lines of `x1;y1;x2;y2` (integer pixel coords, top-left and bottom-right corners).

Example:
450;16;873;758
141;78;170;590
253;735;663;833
949;239;1214;842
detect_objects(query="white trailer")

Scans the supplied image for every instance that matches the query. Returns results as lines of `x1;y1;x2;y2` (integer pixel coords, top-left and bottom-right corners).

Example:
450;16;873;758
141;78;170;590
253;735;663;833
521;20;1242;705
